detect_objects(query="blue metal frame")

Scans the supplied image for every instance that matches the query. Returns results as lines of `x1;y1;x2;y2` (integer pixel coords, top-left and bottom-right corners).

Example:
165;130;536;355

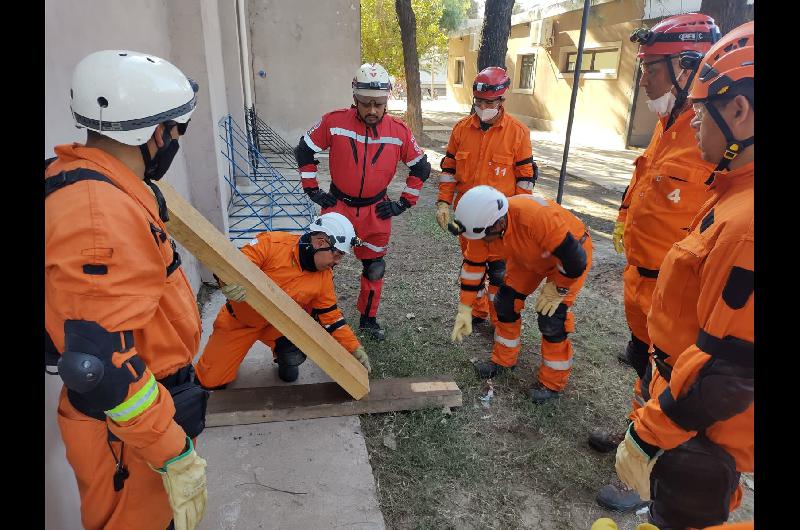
219;113;314;242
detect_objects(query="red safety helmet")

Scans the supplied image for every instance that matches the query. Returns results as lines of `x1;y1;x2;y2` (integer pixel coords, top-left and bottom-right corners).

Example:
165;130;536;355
473;67;510;99
630;13;720;58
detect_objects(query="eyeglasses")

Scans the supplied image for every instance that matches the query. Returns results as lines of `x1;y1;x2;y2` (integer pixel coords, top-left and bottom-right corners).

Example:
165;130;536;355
473;97;503;108
354;96;387;109
639;51;704;75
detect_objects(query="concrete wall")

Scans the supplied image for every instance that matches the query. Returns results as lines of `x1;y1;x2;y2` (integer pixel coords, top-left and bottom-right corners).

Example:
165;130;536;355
248;0;360;145
45;0;239;526
448;0;645;148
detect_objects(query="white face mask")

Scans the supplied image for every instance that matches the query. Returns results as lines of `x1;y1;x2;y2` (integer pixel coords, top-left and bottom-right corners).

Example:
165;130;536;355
646;90;677;116
475;106;499;122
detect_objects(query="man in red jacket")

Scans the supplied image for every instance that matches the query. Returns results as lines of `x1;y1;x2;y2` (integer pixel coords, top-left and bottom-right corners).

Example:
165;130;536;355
294;63;431;340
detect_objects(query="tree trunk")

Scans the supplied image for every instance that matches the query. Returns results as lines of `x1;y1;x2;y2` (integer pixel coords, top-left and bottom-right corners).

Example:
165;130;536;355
396;0;423;139
477;0;515;71
699;0;754;35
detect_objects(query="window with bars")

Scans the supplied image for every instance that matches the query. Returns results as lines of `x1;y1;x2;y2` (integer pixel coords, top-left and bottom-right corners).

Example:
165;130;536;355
519;54;536;89
455;59;465;85
565;48;619;74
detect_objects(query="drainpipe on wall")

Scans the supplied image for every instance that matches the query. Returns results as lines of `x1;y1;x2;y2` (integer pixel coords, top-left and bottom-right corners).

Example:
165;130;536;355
236;0;253;111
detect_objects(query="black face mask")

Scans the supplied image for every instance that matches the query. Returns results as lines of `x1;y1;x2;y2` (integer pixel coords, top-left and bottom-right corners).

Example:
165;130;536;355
298;233;319;272
140;124;180;182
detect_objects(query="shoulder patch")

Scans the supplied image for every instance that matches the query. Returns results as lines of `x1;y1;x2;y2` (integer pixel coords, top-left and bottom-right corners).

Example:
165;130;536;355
700;209;715;233
722;266;754;309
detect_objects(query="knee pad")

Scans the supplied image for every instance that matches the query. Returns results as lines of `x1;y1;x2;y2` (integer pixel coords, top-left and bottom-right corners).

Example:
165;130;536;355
627;334;650;379
650;436;740;528
494;284;525;323
486;260;506;286
537;304;569;342
58;320;145;413
362;258;386;281
274;336;307;367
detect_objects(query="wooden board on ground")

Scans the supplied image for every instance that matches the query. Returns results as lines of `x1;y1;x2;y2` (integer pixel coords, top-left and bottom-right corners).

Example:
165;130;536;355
205;375;462;427
159;182;369;400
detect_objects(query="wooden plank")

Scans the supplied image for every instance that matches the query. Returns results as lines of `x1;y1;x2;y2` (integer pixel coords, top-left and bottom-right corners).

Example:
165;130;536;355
204;375;462;427
159;182;369;400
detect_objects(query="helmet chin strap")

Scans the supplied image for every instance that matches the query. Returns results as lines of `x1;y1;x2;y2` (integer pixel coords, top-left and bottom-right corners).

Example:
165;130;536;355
665;60;697;129
704;102;755;172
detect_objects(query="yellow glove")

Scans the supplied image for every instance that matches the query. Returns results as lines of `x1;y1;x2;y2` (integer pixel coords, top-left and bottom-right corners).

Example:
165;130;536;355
435;201;451;231
534;280;566;317
451;303;473;343
221;283;247;302
352;346;372;374
591;520;659;530
615;426;661;501
612;220;625;254
152;437;208;530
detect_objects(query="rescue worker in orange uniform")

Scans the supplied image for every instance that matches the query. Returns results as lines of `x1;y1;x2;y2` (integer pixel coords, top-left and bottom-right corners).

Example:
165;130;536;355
437;66;537;326
294;63;432;340
615;22;754;529
45;51;208;530
450;186;592;402
194;213;372;389
590;13;722;513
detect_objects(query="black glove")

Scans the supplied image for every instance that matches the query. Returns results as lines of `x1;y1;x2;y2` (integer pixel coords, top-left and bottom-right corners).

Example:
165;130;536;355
306;187;337;208
376;198;410;219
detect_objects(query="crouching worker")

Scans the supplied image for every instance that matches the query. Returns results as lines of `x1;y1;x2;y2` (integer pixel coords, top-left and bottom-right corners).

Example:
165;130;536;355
195;213;372;389
449;186;593;402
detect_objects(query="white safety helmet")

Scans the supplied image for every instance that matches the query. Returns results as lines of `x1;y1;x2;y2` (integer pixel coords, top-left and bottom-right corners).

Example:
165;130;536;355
453;185;509;240
352;63;392;97
307;212;358;254
70;50;199;146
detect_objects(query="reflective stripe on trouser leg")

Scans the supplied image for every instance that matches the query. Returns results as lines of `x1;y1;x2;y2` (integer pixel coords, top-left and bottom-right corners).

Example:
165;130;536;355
538;338;573;391
195;308;265;388
490;318;521;367
472;285;489;319
357;275;384;317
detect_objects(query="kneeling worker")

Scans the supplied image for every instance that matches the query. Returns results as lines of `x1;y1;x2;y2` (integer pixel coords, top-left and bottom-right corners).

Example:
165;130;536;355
450;186;592;402
195;213;372;389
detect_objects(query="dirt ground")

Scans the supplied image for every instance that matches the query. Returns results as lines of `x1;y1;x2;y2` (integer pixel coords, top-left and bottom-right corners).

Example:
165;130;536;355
319;111;755;529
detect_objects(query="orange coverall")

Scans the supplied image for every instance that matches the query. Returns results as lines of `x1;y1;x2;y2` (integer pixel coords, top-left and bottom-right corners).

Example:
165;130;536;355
460;195;592;391
632;162;754;525
195;231;362;388
440;109;536;322
618;109;715;415
46;144;202;530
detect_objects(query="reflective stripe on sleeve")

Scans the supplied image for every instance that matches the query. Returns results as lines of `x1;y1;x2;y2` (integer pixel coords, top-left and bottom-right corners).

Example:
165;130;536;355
402;187;421;197
105;373;159;423
303;134;322;153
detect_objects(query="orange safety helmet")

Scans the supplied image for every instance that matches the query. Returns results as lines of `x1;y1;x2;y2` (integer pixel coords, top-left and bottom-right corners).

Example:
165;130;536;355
689;21;754;171
473;67;510;99
630;13;720;58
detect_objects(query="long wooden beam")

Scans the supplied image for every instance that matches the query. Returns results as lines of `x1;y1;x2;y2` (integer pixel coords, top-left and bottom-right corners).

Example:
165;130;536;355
205;375;462;427
159;182;369;399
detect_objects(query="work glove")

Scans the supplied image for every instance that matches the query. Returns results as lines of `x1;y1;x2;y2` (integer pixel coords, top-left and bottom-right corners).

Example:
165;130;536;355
451;303;473;343
615;424;662;501
306;187;337;208
152;437;208;530
435;201;451;231
612;220;625;254
591;519;659;530
534;280;567;317
352;346;372;374
221;283;247;302
376;198;410;219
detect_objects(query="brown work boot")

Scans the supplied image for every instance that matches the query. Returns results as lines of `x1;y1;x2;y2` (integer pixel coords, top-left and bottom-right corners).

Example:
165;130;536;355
595;479;648;513
588;428;626;453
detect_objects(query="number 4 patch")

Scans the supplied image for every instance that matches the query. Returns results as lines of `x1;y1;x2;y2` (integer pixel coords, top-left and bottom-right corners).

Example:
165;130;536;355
667;189;681;203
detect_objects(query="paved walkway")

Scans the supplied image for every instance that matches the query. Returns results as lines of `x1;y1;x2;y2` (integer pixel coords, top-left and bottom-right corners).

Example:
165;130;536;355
391;98;641;194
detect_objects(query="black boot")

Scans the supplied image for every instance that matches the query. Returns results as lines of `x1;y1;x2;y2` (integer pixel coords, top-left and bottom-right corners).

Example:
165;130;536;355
595;481;648;513
527;382;560;403
277;362;299;382
360;314;386;341
587;428;627;453
473;359;512;378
